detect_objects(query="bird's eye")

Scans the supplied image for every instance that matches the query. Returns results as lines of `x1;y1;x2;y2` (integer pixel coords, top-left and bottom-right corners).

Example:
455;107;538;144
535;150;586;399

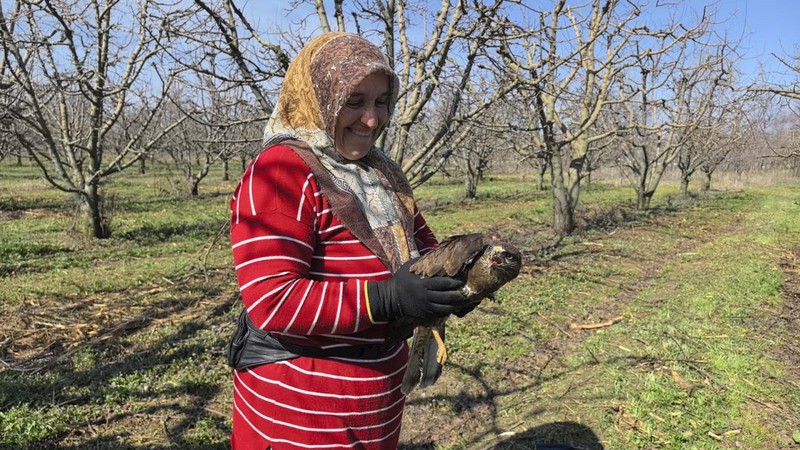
501;251;520;263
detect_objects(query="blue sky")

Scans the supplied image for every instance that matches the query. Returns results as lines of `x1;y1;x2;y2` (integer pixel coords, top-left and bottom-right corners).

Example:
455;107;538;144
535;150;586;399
717;0;800;58
681;0;800;80
244;0;800;81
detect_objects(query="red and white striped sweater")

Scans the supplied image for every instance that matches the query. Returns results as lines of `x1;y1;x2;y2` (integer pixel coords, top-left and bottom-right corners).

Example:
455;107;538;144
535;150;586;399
230;144;438;449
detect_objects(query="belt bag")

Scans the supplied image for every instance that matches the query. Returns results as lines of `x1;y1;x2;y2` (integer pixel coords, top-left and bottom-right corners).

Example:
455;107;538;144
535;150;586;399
226;310;393;370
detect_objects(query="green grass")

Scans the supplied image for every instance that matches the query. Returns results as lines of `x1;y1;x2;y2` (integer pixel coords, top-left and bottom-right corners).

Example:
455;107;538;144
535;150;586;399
413;184;800;449
585;234;788;448
1;159;799;449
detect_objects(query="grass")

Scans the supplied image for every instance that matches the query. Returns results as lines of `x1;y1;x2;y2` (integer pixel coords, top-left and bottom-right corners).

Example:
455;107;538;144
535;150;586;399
1;160;799;449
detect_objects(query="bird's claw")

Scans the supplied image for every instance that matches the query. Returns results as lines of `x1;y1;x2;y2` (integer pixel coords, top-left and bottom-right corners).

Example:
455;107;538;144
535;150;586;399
432;329;447;365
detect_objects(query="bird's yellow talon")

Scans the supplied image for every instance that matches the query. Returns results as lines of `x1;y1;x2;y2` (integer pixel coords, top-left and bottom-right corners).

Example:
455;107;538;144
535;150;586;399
436;346;447;365
432;330;447;365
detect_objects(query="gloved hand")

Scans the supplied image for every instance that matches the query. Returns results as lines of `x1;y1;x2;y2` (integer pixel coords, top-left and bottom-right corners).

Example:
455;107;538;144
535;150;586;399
452;301;480;318
366;259;466;323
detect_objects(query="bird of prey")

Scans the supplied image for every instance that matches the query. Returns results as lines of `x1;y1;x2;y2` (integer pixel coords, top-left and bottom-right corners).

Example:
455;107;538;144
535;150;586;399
400;232;522;394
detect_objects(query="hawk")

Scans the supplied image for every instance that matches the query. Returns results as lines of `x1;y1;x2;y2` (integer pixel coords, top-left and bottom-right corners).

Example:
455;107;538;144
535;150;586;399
399;232;522;394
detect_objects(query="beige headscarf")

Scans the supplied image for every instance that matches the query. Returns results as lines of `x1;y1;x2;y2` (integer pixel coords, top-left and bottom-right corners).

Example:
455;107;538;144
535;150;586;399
262;32;417;270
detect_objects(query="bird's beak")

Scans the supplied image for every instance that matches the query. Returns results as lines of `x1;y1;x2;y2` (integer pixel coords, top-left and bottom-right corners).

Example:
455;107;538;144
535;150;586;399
491;246;505;265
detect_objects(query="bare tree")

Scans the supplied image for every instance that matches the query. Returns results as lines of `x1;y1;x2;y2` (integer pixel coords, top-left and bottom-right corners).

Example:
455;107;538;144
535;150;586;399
457;106;499;199
496;0;707;233
159;77;262;197
751;47;800;104
613;30;727;210
748;46;800;159
0;79;18;165
310;0;346;33
219;99;264;181
0;0;184;238
699;128;749;192
375;0;518;185
0;127;14;164
676;75;748;195
583;127;618;188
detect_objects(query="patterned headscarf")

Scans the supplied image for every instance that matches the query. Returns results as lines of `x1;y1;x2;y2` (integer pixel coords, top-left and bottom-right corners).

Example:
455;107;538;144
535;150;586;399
262;32;417;270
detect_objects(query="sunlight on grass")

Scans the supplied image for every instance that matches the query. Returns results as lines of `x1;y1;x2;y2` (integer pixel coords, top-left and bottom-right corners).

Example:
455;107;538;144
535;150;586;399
573;189;800;449
0;404;68;446
2;159;799;448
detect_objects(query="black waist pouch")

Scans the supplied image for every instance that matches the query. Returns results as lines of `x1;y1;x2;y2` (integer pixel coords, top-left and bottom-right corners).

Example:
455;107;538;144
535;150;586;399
226;310;393;371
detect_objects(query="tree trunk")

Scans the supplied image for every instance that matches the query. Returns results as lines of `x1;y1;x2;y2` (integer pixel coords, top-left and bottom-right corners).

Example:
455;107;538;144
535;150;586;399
79;184;111;239
550;155;576;235
680;176;690;196
190;176;200;197
702;170;712;192
464;156;478;199
139;156;146;174
551;184;576;234
465;173;478;199
223;159;230;181
536;163;547;191
636;188;653;210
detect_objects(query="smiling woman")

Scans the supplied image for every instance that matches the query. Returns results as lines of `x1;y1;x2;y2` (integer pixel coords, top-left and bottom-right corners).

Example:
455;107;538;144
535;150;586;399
226;32;469;449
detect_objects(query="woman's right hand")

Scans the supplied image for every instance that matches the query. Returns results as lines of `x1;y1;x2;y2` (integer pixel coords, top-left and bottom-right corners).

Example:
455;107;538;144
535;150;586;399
366;259;466;323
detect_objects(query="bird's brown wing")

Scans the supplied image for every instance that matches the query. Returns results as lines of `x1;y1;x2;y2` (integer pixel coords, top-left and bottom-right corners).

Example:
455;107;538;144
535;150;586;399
402;234;488;394
402;234;523;393
410;233;488;277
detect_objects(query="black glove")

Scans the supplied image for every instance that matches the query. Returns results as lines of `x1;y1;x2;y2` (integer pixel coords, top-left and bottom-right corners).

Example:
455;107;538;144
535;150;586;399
367;259;466;323
453;301;479;318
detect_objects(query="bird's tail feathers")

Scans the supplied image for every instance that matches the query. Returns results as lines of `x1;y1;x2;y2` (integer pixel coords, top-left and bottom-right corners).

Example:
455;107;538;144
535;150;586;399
401;327;427;394
419;326;444;388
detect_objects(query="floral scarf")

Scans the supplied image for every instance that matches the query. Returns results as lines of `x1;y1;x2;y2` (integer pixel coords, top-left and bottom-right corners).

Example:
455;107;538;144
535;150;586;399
262;32;417;271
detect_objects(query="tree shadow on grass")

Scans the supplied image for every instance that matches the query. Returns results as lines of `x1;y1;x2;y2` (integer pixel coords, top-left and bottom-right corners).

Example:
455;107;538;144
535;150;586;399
490;422;603;449
399;350;668;449
0;197;71;215
0;289;236;449
116;218;228;245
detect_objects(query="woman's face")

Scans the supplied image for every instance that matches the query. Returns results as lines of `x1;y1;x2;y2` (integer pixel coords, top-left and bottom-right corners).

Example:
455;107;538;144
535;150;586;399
334;72;390;160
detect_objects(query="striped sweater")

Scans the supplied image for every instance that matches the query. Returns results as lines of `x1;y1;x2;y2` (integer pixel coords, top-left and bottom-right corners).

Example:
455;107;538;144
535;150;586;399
230;144;438;449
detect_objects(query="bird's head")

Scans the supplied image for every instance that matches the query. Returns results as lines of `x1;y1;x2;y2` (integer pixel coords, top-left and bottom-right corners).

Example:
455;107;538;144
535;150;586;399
489;244;522;278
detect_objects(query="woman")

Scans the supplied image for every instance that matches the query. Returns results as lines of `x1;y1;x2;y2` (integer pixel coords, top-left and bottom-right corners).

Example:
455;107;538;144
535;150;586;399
229;32;466;449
